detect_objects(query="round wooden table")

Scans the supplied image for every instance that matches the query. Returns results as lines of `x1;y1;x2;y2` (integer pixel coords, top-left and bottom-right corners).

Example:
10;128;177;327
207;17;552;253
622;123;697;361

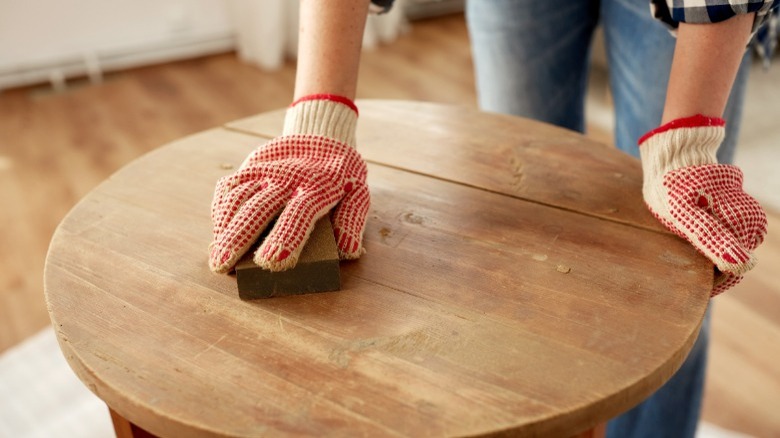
44;101;712;437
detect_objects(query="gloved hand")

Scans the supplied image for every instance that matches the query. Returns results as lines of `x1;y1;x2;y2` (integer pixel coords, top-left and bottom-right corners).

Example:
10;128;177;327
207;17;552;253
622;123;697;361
639;115;767;296
209;94;370;273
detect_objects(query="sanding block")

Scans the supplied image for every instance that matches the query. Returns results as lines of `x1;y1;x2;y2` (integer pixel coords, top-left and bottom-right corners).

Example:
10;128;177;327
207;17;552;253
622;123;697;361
235;217;341;299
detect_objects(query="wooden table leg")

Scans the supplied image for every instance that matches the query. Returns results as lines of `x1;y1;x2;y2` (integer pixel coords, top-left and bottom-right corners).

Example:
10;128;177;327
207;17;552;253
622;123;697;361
109;407;159;438
573;422;607;438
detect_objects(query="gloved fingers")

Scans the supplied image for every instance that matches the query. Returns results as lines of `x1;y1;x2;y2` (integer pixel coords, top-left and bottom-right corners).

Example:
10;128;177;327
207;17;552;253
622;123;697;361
254;183;342;272
331;182;370;259
211;159;299;235
663;164;767;275
667;190;757;276
211;179;267;237
712;271;743;297
209;182;289;273
672;165;767;252
710;189;767;252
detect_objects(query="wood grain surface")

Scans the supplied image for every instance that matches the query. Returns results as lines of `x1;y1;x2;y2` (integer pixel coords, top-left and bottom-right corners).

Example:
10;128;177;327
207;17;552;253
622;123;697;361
44;102;712;437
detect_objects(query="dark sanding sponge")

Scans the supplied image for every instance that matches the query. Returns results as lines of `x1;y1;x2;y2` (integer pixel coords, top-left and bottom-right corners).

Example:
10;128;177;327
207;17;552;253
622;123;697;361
235;217;341;299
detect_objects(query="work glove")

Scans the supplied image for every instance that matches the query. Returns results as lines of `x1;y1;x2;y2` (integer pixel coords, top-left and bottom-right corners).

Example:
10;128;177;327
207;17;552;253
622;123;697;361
209;94;370;273
639;115;767;296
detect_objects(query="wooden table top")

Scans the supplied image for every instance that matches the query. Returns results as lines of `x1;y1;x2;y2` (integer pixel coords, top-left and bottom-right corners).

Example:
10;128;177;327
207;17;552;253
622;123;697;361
44;100;712;437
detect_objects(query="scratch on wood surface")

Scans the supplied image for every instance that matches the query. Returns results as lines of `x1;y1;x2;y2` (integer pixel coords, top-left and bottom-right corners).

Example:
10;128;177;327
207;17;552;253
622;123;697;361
374;222;408;248
509;155;525;193
343;327;467;365
659;250;694;267
193;334;227;360
381;329;442;355
400;211;425;225
542;224;563;248
379;227;393;242
57;329;69;343
328;348;352;368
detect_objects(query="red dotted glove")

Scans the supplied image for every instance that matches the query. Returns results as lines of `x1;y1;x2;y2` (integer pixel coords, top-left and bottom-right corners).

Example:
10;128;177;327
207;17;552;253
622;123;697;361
639;115;767;296
209;95;370;273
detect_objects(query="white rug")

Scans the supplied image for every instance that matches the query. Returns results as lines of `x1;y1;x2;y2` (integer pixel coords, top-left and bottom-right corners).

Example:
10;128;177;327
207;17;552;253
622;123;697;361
0;328;113;438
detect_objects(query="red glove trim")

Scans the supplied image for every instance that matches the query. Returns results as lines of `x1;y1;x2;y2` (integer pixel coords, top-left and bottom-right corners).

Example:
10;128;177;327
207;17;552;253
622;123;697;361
638;114;725;146
291;94;359;116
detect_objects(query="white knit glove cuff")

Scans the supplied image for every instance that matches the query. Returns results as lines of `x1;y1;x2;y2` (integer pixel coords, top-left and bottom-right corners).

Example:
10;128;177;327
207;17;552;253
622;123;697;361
639;116;724;177
639;115;725;203
283;95;358;148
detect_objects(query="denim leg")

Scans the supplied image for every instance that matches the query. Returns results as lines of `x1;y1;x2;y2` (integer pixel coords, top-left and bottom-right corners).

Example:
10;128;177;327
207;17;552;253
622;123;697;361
601;0;675;158
601;0;752;162
465;0;600;133
606;306;712;438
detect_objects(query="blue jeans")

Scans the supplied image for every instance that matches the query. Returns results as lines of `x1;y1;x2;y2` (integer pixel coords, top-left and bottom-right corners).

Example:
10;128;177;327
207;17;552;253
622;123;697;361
466;0;751;163
466;1;751;436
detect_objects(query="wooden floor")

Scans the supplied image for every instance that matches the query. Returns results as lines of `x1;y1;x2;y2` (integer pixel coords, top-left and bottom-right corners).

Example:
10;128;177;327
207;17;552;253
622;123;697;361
0;13;777;437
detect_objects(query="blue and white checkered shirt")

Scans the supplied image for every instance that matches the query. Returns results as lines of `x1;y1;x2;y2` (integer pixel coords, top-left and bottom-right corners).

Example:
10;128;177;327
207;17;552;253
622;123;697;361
650;0;780;59
650;0;777;27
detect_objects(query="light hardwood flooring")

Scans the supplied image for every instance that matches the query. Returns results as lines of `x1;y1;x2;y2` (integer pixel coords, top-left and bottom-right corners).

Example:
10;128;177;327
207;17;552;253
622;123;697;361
0;13;778;437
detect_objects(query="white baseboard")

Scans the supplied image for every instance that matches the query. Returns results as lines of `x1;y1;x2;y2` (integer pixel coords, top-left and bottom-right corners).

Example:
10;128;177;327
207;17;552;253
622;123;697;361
0;32;235;91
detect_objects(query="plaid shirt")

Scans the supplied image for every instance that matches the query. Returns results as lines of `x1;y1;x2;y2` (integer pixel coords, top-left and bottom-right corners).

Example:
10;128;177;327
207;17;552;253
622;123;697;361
650;0;778;28
650;0;780;59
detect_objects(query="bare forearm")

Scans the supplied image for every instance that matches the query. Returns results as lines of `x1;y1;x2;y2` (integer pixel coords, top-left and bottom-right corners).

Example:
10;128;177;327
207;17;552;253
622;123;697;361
662;13;754;123
294;0;369;100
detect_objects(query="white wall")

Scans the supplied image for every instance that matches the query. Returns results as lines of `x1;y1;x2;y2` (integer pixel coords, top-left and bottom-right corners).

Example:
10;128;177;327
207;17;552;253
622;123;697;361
0;0;234;90
0;0;413;91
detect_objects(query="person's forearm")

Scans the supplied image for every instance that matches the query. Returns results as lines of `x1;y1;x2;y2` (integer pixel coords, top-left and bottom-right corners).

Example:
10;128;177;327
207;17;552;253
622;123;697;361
294;0;369;100
662;13;754;123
